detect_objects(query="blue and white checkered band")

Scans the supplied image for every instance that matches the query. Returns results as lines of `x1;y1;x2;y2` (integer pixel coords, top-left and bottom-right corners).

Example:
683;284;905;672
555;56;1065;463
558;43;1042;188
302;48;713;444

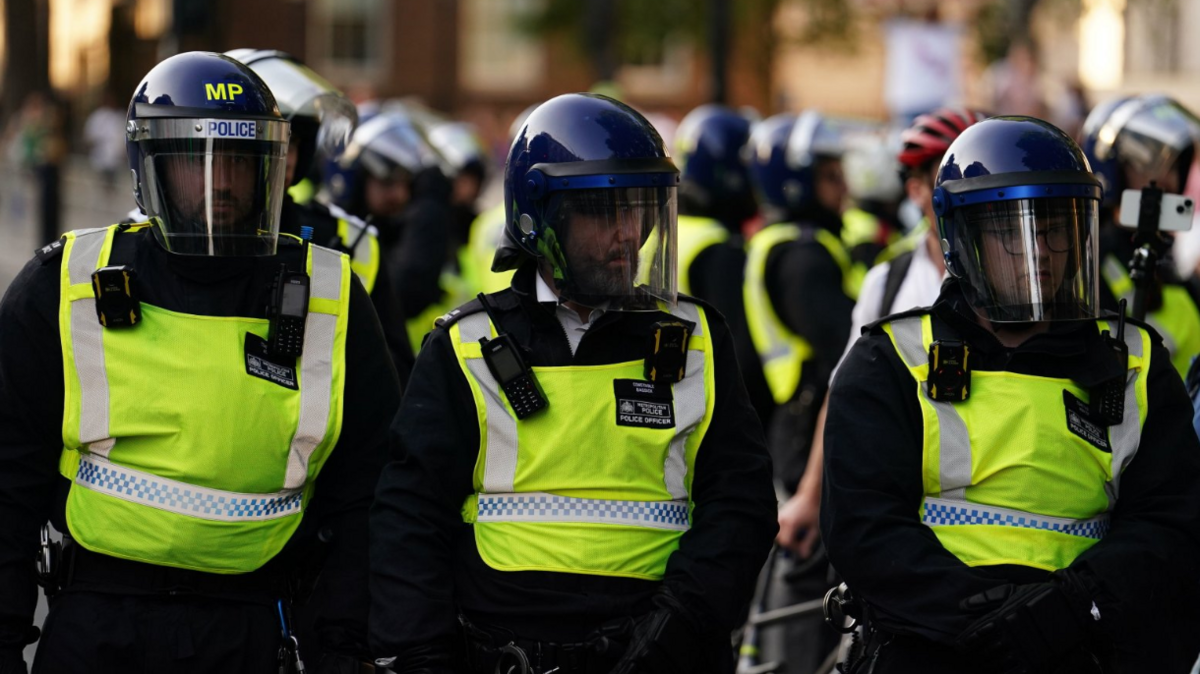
76;454;304;522
477;493;691;532
921;497;1110;540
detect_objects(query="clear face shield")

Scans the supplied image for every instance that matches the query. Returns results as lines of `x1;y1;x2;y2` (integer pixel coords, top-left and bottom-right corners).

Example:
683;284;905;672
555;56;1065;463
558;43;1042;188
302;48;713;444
133;119;290;256
248;58;357;158
947;196;1099;322
539;186;678;310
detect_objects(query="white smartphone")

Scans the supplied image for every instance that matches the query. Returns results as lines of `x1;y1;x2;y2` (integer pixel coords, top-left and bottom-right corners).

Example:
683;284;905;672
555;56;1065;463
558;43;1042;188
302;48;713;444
1118;189;1195;232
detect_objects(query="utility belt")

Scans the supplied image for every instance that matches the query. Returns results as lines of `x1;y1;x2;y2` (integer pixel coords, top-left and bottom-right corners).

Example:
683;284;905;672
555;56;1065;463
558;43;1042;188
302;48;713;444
459;615;631;674
60;544;285;602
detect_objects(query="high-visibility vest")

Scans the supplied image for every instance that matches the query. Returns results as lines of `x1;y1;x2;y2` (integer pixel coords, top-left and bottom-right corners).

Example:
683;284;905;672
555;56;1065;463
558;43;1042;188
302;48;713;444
881;313;1149;571
328;204;381;294
450;301;716;580
677;215;730;296
57;224;350;574
1100;254;1200;378
462;203;516;297
743;223;856;404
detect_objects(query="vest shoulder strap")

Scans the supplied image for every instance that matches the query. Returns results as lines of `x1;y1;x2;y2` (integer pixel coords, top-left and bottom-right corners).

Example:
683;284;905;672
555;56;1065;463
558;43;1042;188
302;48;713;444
879;250;915;318
435;298;485;331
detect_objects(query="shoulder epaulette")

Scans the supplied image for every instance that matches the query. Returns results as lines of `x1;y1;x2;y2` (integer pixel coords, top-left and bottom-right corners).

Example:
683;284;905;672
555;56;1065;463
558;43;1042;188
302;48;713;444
863;305;932;334
434;299;485;330
34;237;66;265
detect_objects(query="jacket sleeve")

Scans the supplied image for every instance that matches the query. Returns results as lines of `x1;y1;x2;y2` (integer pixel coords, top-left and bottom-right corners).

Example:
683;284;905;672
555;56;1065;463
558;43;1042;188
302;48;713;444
820;332;1008;643
662;313;778;634
1067;336;1200;661
301;277;401;656
369;327;479;657
0;256;66;654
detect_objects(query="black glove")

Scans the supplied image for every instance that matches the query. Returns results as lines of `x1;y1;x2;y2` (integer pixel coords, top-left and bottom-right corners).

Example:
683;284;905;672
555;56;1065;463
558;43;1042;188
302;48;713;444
378;637;460;674
608;590;707;674
310;652;372;674
956;581;1098;674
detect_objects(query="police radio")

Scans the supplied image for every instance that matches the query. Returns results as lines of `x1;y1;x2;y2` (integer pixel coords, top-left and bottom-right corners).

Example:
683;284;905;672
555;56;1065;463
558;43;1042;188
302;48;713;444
480;334;548;419
267;265;309;360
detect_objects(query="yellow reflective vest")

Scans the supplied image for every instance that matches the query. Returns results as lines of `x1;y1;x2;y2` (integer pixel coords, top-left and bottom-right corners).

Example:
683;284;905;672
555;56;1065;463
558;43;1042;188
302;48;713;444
743;222;857;404
677;215;730;297
450;300;715;580
882;313;1149;571
57;224;350;574
1100;254;1200;378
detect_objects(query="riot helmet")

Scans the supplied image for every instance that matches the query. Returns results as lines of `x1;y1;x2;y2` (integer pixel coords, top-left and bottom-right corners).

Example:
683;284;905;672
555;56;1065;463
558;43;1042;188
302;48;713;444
748;111;845;224
1081;94;1200;207
503;93;679;310
933;116;1102;322
224;49;357;187
674;104;757;228
126;51;290;256
327;108;445;219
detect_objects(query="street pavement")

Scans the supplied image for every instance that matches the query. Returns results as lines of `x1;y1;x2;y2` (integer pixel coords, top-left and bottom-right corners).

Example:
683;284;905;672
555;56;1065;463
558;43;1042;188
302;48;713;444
0;156;136;294
0;157;134;665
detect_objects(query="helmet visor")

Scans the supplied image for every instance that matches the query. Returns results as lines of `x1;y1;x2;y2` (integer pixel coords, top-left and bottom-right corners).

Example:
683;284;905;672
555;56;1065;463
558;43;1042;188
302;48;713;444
948;197;1099;322
1108;99;1200;189
140;136;289;256
540;186;678;310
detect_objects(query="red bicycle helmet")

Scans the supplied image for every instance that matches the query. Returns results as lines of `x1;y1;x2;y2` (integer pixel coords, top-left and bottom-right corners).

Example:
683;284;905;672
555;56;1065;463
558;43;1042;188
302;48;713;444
898;107;990;170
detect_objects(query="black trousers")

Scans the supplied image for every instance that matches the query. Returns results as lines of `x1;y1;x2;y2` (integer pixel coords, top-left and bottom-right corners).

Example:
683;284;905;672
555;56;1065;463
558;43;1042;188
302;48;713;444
33;590;280;674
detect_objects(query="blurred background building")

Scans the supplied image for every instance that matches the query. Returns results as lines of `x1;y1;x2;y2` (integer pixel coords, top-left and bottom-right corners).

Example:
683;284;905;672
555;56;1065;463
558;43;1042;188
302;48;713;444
0;0;1197;288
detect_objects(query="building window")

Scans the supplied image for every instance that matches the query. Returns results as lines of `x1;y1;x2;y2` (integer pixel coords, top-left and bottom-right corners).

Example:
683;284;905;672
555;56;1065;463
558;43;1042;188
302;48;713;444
459;0;545;93
616;33;693;99
309;0;386;83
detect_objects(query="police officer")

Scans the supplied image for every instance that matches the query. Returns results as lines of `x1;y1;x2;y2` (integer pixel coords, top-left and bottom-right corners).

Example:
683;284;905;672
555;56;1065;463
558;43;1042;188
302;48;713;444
226;48;415;381
744;110;855;488
0;52;400;674
822;116;1200;673
673;103;772;427
1081;94;1200;377
369;93;777;674
777;107;988;561
426;120;490;255
328;109;462;352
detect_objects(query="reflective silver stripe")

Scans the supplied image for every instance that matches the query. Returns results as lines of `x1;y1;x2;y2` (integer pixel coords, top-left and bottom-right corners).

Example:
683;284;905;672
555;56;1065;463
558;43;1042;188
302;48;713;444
922;496;1110;540
458;313;518;493
890;318;973;499
478;492;690;532
76;454;303;522
1106;320;1144;501
664;302;706;500
67;229;115;455
285;245;343;489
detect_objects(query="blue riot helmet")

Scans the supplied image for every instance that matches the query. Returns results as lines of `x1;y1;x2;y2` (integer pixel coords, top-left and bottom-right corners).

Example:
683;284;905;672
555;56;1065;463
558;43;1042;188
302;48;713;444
932;116;1102;323
503;93;680;310
1080;94;1200;208
748;110;844;223
126;51;290;256
674;104;757;228
326;109;445;219
224;49;357;187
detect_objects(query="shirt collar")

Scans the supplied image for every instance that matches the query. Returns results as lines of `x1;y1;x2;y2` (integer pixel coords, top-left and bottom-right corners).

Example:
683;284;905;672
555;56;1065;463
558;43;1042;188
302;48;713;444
535;271;560;305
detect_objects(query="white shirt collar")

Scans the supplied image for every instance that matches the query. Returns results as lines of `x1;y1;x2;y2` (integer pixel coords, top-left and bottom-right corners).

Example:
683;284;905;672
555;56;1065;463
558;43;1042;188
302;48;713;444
535;271;559;304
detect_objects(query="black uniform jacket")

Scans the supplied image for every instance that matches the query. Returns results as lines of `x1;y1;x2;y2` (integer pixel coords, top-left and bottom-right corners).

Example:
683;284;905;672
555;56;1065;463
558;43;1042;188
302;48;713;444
763;216;855;489
369;263;778;659
821;279;1200;672
689;237;775;431
0;228;401;658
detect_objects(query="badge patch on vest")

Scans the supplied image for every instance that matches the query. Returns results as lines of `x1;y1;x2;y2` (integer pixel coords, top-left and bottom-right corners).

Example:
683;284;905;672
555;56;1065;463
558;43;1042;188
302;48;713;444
1063;390;1112;453
245;333;298;390
614;379;675;429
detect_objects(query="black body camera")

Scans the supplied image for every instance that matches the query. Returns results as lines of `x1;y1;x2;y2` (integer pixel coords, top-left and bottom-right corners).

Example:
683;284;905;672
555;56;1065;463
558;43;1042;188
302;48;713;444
92;266;141;328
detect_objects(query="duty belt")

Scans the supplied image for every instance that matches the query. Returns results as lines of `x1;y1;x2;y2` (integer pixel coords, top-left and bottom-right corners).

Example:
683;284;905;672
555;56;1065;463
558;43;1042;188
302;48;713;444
459;615;629;674
68;547;283;601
